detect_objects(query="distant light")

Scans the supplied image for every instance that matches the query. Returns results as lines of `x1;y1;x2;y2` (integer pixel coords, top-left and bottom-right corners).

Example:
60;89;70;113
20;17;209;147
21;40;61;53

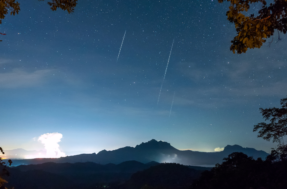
214;147;224;152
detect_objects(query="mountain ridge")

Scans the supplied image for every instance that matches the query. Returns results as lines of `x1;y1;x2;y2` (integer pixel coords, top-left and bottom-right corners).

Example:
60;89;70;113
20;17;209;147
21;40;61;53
10;139;269;166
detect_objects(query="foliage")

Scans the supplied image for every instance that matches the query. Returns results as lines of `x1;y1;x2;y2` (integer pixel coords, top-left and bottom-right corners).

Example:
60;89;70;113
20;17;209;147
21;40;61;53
39;0;78;13
254;97;287;143
0;177;7;189
254;97;287;160
0;0;77;24
0;0;20;24
191;152;287;189
0;0;20;41
0;0;77;41
265;147;287;162
218;0;287;54
0;147;12;189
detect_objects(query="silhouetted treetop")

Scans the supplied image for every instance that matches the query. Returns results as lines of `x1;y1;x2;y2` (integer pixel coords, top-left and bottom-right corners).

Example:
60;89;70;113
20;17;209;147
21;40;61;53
254;96;287;161
254;97;287;143
191;152;287;189
218;0;287;54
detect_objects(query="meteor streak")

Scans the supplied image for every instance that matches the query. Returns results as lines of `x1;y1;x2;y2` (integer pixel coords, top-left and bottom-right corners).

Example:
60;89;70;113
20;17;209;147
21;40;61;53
157;39;175;104
117;30;127;62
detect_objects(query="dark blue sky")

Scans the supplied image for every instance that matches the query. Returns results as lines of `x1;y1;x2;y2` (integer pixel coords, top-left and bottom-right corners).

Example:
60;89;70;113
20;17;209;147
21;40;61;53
1;0;286;155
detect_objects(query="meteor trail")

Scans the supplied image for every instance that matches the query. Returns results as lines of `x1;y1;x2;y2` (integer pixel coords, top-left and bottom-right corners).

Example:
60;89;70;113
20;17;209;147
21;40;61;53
117;30;126;62
157;39;175;105
169;92;175;117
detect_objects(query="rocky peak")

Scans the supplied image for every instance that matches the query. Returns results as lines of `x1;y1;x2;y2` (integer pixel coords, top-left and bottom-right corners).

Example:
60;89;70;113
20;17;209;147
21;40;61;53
135;139;175;151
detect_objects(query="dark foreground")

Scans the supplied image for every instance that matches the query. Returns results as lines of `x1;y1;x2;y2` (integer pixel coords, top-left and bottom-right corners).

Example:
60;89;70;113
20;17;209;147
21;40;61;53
3;152;287;189
3;161;209;189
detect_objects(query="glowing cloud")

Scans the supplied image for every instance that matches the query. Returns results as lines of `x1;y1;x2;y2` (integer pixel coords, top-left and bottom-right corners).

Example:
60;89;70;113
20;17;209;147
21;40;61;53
38;133;66;158
214;147;224;152
161;153;179;163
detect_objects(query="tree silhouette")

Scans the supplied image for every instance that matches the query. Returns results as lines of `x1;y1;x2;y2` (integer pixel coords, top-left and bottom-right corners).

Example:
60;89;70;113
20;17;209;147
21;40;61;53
218;0;287;54
191;96;287;189
0;147;12;189
254;96;287;160
191;152;287;189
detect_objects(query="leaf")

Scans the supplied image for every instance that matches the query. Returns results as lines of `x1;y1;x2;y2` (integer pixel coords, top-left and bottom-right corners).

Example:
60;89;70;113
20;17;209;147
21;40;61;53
0;177;8;187
243;37;248;43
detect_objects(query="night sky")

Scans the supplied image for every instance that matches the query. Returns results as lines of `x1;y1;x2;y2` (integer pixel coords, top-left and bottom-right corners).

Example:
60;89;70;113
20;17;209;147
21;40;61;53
1;0;286;156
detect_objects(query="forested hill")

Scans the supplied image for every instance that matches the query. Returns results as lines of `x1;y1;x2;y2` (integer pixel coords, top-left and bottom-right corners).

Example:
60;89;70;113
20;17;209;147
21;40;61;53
4;161;210;189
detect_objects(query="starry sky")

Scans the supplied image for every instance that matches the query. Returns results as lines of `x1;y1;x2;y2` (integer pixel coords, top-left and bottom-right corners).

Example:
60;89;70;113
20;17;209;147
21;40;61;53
1;0;286;156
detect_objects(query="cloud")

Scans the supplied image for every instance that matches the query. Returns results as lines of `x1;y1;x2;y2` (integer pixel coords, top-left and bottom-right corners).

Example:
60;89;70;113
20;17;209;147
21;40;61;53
214;147;224;152
160;153;179;163
0;69;53;88
0;58;11;65
172;58;287;108
38;133;66;158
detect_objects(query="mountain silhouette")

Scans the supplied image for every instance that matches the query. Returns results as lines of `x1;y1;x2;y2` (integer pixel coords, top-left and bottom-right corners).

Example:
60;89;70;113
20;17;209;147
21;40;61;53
11;140;269;166
135;139;176;151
